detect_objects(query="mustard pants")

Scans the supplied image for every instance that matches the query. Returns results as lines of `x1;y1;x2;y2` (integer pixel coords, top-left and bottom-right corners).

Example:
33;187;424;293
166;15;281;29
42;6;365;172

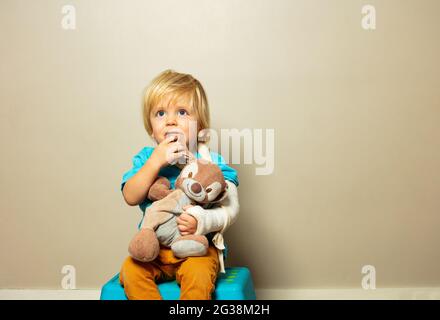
119;245;219;300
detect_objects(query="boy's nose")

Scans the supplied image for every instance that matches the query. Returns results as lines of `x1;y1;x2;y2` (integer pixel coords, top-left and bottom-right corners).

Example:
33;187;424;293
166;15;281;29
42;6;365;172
166;115;177;125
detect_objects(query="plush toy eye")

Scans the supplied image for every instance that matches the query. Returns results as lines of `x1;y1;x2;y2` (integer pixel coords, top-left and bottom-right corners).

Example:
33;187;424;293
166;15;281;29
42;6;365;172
205;182;222;201
180;162;198;179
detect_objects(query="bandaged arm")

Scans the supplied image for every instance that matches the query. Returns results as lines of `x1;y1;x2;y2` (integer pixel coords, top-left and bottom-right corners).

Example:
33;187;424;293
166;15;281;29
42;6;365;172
186;180;239;235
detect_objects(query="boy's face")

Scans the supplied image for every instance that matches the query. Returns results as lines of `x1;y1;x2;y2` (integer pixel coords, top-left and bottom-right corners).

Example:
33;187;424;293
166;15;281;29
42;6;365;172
150;93;198;148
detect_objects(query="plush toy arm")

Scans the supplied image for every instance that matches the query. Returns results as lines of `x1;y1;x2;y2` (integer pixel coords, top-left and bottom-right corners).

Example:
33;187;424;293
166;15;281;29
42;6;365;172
147;176;173;201
186;180;239;235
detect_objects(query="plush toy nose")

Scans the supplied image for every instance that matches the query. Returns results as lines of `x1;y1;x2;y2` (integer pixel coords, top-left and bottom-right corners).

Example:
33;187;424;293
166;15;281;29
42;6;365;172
191;182;202;194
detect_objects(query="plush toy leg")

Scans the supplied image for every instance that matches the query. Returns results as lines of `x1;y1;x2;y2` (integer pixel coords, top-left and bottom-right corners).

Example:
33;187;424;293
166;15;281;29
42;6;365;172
171;235;209;258
128;208;173;262
128;228;160;262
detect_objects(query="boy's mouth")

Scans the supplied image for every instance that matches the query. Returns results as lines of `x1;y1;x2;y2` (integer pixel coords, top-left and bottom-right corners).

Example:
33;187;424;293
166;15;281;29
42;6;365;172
166;130;181;135
165;130;184;139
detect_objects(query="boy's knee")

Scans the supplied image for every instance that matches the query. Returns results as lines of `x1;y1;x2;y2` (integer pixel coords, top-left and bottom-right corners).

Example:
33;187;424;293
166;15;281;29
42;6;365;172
119;257;163;300
177;256;219;285
120;256;158;284
121;256;139;274
176;258;218;300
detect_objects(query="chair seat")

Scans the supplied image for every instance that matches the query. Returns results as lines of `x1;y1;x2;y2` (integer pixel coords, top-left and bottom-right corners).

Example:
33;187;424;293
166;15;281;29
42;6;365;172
100;267;256;300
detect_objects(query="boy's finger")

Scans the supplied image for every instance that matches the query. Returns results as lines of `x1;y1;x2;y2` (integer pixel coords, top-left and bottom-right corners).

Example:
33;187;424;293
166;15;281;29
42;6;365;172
174;151;189;161
181;219;190;227
176;216;186;224
167;151;185;164
181;213;194;222
168;144;178;153
165;135;178;144
170;144;186;153
176;217;188;226
162;136;173;145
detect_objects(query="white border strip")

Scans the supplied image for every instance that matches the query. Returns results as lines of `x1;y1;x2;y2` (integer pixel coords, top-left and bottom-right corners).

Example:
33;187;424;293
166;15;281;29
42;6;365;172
256;288;440;300
1;288;440;300
0;290;101;300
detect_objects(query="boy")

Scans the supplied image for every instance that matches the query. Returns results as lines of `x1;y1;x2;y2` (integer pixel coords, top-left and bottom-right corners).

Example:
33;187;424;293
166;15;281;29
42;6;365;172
119;69;239;300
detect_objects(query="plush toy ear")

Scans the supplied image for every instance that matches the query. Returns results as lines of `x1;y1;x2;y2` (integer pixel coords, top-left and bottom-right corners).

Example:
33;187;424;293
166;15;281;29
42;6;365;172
198;129;210;143
210;184;229;204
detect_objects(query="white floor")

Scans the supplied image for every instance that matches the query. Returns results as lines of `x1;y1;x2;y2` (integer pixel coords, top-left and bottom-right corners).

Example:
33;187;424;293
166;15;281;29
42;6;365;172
1;287;440;300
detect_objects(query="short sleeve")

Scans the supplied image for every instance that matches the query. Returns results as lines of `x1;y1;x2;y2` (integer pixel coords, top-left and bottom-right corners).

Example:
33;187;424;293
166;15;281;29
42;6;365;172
121;147;154;191
210;152;239;187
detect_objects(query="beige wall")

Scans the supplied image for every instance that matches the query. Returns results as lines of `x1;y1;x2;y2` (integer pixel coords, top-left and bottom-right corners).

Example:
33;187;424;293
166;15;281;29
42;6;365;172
1;0;439;290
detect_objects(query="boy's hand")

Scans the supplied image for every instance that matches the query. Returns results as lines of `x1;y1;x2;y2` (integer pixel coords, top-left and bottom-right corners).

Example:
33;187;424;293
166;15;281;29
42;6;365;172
150;135;191;169
177;205;198;235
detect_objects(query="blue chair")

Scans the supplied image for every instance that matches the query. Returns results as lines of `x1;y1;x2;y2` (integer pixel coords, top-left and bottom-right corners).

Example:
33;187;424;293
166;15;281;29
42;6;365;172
100;266;256;300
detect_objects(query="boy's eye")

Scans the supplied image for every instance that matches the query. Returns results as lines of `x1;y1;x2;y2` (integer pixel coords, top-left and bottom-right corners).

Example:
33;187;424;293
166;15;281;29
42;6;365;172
178;109;188;116
156;110;165;117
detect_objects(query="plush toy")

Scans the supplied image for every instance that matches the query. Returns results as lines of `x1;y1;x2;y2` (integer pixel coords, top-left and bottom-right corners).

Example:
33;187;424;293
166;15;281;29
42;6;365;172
128;158;229;262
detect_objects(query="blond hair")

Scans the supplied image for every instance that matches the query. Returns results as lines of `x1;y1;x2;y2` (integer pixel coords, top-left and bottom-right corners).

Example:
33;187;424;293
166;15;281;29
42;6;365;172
142;69;210;136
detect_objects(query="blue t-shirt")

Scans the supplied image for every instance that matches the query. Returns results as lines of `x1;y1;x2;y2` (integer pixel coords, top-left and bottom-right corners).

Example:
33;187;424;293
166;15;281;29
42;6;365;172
121;146;239;228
